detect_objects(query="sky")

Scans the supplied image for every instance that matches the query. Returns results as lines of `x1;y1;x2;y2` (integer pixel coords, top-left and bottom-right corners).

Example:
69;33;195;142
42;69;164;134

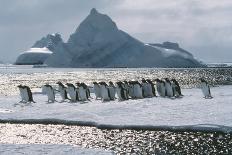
1;0;232;63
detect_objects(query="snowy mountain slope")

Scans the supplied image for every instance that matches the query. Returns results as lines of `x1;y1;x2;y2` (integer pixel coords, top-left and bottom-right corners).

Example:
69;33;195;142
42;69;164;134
15;8;204;67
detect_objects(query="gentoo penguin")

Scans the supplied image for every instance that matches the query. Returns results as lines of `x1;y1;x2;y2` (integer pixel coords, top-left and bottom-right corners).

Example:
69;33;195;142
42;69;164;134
155;79;165;97
42;84;56;103
164;78;174;98
93;82;101;100
99;82;110;102
18;85;35;103
66;83;79;102
146;79;156;97
200;78;213;99
171;79;183;97
56;81;69;102
108;81;116;100
116;81;126;101
133;81;143;99
76;83;88;101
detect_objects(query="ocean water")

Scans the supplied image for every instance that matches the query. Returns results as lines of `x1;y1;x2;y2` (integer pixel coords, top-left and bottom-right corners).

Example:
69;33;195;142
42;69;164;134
0;66;232;96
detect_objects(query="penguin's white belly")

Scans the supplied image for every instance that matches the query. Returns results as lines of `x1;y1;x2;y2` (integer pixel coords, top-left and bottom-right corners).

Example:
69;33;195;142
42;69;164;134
23;88;29;102
79;87;87;101
94;85;101;98
201;83;210;96
58;86;66;100
100;86;110;101
116;87;123;101
67;87;76;101
134;85;143;99
128;86;134;98
19;88;25;102
165;83;173;97
156;83;162;96
108;87;115;100
160;83;166;97
146;84;154;97
142;83;149;97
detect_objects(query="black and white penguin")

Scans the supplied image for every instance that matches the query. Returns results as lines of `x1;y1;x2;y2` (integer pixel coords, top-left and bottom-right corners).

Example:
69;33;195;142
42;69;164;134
93;82;101;100
155;79;165;97
108;81;116;100
146;79;156;97
123;81;129;100
164;78;174;98
133;81;143;99
128;81;135;99
200;78;213;99
66;83;79;102
18;85;27;103
116;81;126;101
42;84;56;103
171;79;183;97
99;82;110;102
18;85;35;103
25;86;35;103
76;82;88;101
141;78;149;98
56;81;69;102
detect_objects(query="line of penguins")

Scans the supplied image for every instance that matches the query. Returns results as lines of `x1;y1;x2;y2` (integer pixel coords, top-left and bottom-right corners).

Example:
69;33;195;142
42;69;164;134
17;78;212;103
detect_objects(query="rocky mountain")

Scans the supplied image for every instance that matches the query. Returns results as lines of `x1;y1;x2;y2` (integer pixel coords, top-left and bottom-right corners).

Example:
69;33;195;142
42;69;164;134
16;8;204;68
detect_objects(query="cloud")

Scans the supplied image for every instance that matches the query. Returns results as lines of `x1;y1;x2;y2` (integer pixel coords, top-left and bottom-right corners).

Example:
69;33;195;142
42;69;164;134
0;0;232;62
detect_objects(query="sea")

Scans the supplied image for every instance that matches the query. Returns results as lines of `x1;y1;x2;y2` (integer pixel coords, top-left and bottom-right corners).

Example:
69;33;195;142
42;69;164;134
0;65;231;154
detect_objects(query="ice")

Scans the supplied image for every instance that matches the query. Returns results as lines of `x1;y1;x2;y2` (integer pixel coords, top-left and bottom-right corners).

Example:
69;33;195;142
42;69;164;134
0;86;232;133
15;8;203;68
0;144;113;155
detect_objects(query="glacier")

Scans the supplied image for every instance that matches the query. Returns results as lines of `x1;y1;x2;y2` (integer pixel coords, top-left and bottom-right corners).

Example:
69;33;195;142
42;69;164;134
15;8;204;68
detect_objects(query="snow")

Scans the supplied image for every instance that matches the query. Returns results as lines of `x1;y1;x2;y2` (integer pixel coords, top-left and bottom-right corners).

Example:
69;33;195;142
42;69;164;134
0;86;232;133
0;144;112;155
22;48;53;54
15;48;52;65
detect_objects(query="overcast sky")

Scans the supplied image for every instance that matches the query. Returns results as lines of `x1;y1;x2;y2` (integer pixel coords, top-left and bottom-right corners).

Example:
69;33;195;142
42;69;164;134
1;0;232;63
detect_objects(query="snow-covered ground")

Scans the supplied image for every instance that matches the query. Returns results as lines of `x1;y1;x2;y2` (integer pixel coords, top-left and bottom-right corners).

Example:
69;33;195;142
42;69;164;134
0;144;112;155
0;85;232;133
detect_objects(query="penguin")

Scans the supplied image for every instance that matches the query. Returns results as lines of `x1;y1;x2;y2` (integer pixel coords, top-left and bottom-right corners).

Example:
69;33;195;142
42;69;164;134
141;78;149;98
200;78;213;99
76;82;88;102
108;81;116;100
155;79;165;97
128;81;135;99
123;81;129;100
116;81;126;101
24;85;35;103
93;82;101;100
171;79;183;97
133;81;143;99
42;84;56;103
66;83;79;102
18;85;27;103
99;82;110;102
56;81;69;102
146;79;156;97
164;78;174;98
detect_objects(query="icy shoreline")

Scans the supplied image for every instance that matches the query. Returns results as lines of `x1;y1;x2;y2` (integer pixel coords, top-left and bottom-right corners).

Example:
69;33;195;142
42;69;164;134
0;86;232;133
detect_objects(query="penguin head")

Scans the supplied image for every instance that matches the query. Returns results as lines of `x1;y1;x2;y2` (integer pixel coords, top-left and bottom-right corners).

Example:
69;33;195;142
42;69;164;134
109;81;114;85
142;78;146;83
200;78;206;83
93;82;98;85
17;84;23;88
